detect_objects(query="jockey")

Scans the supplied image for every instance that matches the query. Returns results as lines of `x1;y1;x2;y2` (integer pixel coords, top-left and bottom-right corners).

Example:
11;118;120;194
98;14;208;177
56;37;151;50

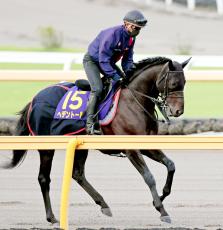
83;10;147;135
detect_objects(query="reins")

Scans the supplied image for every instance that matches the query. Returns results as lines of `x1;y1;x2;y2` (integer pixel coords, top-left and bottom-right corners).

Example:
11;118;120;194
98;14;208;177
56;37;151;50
126;85;161;122
126;86;170;123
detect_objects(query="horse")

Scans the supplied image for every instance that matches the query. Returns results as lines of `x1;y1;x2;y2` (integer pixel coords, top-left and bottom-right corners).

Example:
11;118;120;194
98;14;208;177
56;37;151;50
1;56;190;224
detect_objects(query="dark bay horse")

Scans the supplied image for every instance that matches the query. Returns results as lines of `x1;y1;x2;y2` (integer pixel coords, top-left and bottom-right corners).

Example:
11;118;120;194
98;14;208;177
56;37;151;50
2;57;190;224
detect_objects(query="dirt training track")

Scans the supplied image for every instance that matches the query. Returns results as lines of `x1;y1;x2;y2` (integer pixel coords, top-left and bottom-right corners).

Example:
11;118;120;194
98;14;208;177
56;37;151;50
0;149;223;230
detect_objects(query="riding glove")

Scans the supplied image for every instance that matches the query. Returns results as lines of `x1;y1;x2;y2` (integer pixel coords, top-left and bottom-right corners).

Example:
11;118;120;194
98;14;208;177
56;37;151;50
125;63;137;78
112;73;121;82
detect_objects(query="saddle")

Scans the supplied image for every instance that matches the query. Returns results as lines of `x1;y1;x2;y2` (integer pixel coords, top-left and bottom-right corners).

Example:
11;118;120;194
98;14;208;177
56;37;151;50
75;77;115;102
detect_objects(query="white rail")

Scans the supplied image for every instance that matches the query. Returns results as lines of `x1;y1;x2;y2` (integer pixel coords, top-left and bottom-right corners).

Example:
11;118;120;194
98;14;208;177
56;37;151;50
1;52;223;71
0;51;83;71
130;0;223;15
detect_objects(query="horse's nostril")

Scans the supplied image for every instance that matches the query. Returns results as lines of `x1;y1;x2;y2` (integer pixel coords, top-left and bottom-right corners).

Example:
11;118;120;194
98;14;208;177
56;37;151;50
176;109;183;116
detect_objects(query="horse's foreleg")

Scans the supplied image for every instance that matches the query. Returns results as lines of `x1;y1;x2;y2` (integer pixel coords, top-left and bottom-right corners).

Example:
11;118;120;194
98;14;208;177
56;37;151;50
38;150;58;224
126;150;171;223
141;149;175;202
72;150;112;217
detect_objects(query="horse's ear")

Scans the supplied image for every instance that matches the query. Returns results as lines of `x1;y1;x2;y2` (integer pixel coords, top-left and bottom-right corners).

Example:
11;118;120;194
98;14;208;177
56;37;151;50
168;60;175;71
181;57;192;69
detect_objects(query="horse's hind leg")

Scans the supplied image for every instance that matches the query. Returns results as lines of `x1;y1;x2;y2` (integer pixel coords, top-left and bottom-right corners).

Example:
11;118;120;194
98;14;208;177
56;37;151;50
72;149;112;217
126;150;171;223
38;150;58;224
141;149;175;202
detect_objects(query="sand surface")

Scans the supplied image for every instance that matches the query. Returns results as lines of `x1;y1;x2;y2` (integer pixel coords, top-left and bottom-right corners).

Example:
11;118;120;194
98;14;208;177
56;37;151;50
0;149;223;229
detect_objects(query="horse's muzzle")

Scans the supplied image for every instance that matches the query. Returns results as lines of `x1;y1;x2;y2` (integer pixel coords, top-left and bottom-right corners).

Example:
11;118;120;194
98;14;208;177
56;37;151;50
166;92;184;117
166;105;184;117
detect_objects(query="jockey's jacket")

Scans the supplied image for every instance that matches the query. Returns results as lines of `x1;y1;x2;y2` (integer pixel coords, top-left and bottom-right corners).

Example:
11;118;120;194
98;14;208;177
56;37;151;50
88;25;135;77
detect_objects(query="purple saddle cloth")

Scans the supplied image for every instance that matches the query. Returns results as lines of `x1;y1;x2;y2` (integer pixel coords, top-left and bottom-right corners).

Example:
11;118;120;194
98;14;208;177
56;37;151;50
54;83;117;121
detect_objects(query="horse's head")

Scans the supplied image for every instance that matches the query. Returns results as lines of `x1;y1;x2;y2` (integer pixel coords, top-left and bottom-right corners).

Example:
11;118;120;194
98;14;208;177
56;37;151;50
156;58;191;117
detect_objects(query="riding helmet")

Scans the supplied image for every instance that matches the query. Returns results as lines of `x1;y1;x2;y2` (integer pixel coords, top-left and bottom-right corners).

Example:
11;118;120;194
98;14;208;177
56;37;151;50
123;10;147;27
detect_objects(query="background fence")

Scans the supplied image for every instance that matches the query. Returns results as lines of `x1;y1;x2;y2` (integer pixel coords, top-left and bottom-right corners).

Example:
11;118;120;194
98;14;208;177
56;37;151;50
1;51;223;70
129;0;223;14
1;51;223;82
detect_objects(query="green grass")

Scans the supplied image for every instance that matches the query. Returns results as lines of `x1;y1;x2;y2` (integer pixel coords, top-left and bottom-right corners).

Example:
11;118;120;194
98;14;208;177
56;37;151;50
0;63;64;70
182;81;223;118
191;66;223;70
0;63;83;70
0;81;56;116
0;81;222;118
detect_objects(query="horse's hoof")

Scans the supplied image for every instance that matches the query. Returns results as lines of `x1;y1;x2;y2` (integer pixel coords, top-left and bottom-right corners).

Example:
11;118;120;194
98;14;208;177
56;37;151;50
47;216;59;224
160;215;171;223
101;207;112;217
52;221;60;227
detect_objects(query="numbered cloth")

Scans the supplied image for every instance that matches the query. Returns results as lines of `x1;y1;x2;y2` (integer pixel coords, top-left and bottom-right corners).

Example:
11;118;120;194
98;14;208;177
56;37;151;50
27;82;120;135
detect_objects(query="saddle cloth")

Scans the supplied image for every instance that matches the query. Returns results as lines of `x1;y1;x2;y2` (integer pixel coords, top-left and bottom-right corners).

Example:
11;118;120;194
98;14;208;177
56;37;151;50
54;81;120;121
28;81;121;136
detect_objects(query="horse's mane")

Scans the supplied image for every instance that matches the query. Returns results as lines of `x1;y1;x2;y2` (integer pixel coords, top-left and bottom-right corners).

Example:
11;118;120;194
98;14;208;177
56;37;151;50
127;56;171;82
134;56;171;71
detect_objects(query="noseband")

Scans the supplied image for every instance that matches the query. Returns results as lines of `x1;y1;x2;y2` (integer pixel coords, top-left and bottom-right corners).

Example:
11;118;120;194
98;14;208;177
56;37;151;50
158;71;184;100
127;70;184;123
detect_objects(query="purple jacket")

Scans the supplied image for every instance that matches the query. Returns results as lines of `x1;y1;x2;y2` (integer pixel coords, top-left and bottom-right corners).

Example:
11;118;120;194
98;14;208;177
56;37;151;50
88;25;135;77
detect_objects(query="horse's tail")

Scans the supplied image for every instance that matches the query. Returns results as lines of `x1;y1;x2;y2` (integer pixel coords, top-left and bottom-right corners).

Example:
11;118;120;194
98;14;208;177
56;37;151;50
2;102;31;169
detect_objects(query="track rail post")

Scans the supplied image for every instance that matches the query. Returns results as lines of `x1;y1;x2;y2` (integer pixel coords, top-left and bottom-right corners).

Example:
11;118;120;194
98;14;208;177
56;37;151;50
60;137;83;230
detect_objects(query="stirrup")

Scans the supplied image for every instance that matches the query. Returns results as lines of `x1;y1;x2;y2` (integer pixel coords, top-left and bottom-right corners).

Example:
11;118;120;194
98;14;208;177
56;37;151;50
86;123;102;135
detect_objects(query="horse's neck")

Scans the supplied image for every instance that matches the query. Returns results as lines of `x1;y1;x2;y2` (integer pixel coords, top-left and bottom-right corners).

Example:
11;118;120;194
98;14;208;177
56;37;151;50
130;66;161;96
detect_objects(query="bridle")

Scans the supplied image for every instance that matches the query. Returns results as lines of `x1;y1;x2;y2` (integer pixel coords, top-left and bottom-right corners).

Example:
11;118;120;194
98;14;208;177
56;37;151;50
127;70;184;123
157;70;184;100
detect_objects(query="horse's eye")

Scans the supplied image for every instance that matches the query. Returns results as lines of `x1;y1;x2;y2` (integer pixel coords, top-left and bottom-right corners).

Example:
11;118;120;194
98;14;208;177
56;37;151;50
169;80;184;92
172;82;177;87
169;81;177;90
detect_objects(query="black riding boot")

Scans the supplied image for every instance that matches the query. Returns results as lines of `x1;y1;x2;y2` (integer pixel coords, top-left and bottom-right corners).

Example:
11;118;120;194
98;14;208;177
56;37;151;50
86;93;102;135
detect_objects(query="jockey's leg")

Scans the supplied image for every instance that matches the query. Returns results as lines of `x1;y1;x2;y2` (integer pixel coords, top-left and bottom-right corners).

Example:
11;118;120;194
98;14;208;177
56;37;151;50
86;92;101;134
83;53;103;135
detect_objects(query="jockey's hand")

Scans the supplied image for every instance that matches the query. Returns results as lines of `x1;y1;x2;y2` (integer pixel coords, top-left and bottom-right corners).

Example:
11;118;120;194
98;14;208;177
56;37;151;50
112;73;121;82
125;64;137;78
111;74;127;88
119;77;128;88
